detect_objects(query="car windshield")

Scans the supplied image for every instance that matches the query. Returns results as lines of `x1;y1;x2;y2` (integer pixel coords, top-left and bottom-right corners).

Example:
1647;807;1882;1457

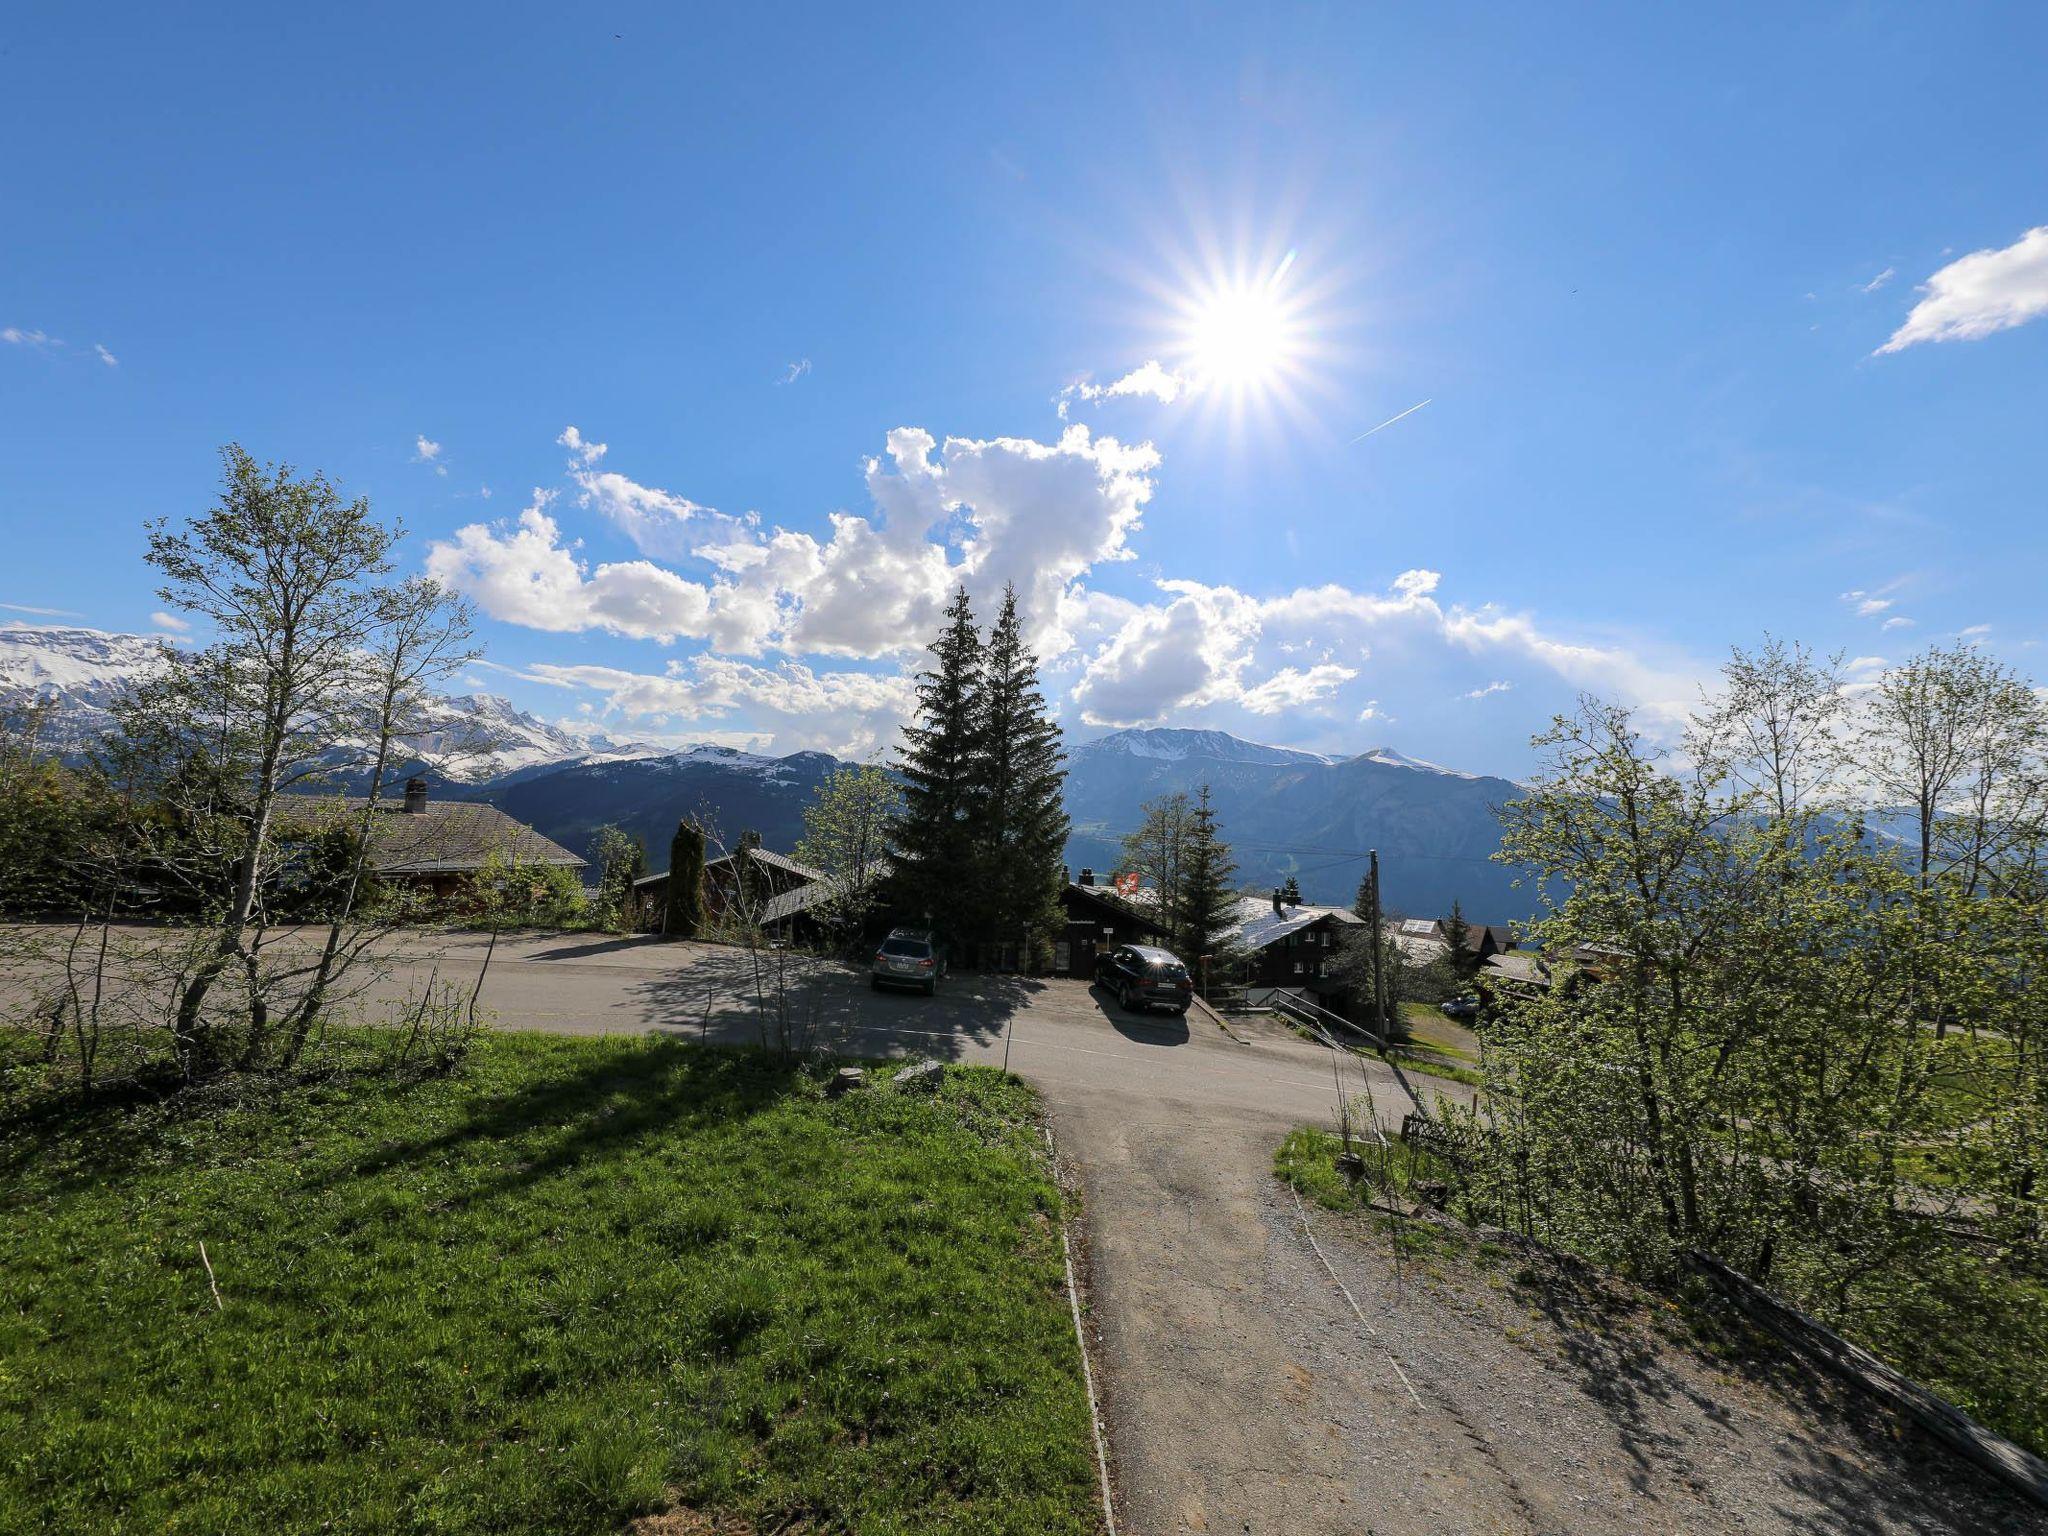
1147;961;1188;981
880;938;930;957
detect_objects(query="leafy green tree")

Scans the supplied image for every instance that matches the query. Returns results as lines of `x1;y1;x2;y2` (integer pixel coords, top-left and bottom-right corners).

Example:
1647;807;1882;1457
1172;786;1239;991
665;819;706;937
461;849;586;928
970;586;1070;965
889;586;983;934
591;824;647;929
796;764;901;943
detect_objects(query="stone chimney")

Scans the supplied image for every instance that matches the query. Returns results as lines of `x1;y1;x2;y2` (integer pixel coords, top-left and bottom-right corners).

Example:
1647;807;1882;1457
403;776;429;814
1271;887;1284;916
1077;867;1095;887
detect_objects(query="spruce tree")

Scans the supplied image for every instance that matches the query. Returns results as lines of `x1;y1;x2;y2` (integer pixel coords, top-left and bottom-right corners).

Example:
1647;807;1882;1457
889;586;983;933
973;585;1071;966
1442;898;1474;980
1353;869;1375;923
1280;874;1302;905
665;819;705;937
1174;784;1240;991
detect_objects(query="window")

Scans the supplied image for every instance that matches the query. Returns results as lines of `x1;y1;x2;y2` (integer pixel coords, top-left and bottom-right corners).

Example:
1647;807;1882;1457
1293;960;1304;975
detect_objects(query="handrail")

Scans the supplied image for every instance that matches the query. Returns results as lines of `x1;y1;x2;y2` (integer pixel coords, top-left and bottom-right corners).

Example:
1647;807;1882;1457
1269;987;1386;1051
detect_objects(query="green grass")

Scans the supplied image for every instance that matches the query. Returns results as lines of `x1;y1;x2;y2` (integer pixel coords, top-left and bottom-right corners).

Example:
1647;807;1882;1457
0;1035;1100;1535
1272;1128;1466;1259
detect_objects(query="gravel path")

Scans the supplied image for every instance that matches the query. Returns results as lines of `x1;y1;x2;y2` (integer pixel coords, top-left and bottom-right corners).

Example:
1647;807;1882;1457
1049;1101;2044;1535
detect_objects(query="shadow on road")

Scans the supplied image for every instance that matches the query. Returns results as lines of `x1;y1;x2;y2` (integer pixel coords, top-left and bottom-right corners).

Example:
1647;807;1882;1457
625;947;1048;1064
1092;986;1192;1046
522;934;678;963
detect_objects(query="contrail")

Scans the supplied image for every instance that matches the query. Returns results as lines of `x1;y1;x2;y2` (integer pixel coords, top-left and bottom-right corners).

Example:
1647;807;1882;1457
1348;397;1431;444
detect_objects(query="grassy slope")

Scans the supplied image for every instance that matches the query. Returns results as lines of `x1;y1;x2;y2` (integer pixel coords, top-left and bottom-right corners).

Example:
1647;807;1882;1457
0;1036;1099;1535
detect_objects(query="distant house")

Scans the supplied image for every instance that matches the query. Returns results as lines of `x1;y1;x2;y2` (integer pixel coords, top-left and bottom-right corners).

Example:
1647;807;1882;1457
292;776;584;899
1387;914;1513;968
629;838;826;932
1056;869;1171;979
1232;889;1364;1006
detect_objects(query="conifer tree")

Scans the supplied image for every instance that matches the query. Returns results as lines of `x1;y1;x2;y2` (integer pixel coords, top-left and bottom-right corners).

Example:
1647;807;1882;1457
665;819;705;937
1442;898;1475;979
973;585;1070;963
889;586;983;931
1173;784;1240;990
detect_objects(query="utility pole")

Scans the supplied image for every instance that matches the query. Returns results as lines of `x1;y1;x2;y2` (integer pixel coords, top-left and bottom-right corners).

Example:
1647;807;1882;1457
1367;849;1389;1038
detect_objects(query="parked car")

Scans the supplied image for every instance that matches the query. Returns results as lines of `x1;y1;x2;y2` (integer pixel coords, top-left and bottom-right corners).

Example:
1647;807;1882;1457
870;928;948;995
1439;995;1480;1021
1095;943;1194;1016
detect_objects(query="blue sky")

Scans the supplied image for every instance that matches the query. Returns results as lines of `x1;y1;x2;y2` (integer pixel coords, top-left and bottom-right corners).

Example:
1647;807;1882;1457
5;2;2045;776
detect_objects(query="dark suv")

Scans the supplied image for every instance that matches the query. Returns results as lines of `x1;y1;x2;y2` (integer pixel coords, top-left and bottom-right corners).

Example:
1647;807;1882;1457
1095;944;1194;1016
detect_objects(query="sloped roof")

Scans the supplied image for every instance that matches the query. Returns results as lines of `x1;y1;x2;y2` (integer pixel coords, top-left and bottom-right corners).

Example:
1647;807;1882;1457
1063;881;1172;937
1483;950;1550;986
1232;895;1363;952
287;796;584;874
633;845;826;890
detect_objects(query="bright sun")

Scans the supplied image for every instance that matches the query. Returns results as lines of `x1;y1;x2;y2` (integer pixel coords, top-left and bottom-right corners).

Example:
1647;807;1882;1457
1175;256;1308;400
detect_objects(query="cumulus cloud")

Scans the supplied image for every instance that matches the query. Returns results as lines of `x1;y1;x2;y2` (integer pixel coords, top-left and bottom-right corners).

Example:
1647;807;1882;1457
423;492;716;642
1060;360;1196;416
1464;680;1512;699
509;654;917;759
413;436;442;462
442;421;1159;668
1072;568;1707;737
1879;226;2048;353
149;611;191;634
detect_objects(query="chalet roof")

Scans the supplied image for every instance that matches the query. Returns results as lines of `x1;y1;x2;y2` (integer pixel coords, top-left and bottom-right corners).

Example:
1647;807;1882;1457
1062;881;1172;936
1483;950;1550;986
287;796;584;874
631;846;826;890
1232;895;1363;952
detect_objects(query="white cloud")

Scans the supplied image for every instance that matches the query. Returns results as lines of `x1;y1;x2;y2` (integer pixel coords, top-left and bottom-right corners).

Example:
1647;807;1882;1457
413;435;442;462
1879;226;2048;353
1239;663;1359;715
94;343;118;368
1880;616;1914;632
0;601;85;617
778;358;812;385
1840;585;1908;618
1068;563;1704;739
557;425;607;465
1464;680;1512;699
149;611;191;634
423;492;716;643
1063;360;1195;410
1959;623;1992;637
2;327;54;348
509;654;917;759
1858;267;1895;294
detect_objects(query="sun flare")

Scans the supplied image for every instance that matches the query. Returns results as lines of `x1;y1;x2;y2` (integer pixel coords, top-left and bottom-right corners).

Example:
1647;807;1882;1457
1173;255;1309;403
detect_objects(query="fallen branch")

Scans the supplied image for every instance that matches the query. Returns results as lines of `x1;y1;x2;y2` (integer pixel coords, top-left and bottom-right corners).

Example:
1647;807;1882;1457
199;1241;224;1311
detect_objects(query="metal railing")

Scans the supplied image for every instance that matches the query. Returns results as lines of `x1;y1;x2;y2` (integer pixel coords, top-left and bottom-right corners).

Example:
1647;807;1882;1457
1268;987;1387;1051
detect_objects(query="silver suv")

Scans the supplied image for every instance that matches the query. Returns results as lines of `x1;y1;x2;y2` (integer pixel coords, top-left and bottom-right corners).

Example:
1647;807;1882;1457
870;928;947;995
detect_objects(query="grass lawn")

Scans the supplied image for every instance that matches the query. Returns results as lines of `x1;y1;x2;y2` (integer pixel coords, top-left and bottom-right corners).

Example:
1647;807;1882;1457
0;1034;1102;1535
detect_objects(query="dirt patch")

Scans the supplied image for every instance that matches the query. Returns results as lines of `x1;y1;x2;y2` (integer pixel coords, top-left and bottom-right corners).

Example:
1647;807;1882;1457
623;1502;760;1534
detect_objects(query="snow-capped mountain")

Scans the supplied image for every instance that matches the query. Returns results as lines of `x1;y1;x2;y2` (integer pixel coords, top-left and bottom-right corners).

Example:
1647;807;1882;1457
0;625;173;748
0;623;661;782
1076;726;1340;767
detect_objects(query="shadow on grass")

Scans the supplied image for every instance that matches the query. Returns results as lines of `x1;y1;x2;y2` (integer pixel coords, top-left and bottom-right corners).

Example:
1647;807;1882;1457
321;1038;806;1207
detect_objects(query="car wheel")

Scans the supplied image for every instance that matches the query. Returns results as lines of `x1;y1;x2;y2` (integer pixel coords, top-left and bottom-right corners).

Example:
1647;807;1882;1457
1119;984;1136;1012
1173;1006;1189;1017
